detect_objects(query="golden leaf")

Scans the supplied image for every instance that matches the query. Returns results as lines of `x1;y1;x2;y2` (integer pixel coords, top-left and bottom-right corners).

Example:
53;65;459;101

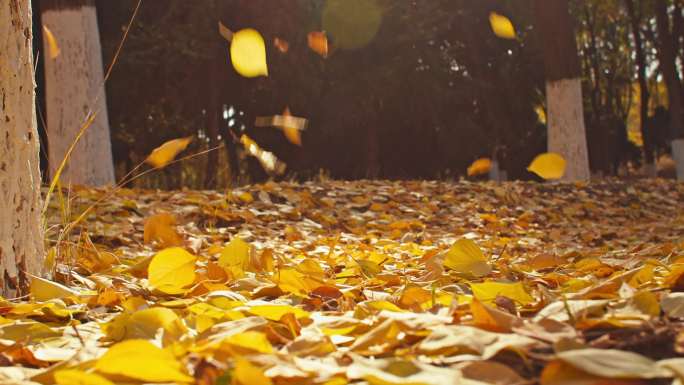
234;358;273;385
231;28;268;78
467;158;492;177
148;248;197;294
489;12;516;39
42;25;61;59
145;137;193;169
443;239;492;277
55;370;114;385
218;237;251;279
528;153;567;180
308;31;329;58
94;339;193;382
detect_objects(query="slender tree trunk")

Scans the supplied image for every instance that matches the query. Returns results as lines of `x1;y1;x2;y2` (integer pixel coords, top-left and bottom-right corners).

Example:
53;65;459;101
41;0;115;186
626;0;655;176
655;0;684;180
534;0;591;181
0;0;45;296
203;54;221;189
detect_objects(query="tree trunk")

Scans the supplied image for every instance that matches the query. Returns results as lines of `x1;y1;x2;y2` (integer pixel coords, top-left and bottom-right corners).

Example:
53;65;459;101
655;0;684;180
534;0;591;181
626;0;655;176
0;0;45;296
203;54;221;190
41;0;115;186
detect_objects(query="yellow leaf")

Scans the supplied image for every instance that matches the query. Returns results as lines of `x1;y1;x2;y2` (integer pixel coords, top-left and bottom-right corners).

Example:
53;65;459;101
94;339;193;383
148;248;197;294
234;358;273;385
231;28;268;78
276;268;322;297
30;276;81;302
247;305;310;321
470;281;533;306
145;137;193;169
308;31;329;58
365;300;406;313
527;153;567;180
55;370;114;385
443;239;491;277
218;238;251;279
489;12;516;39
255;107;307;146
42;25;61;59
356;259;382;278
632;291;660;317
222;331;273;354
102;307;187;342
467;158;492;177
399;286;433;310
143;213;184;248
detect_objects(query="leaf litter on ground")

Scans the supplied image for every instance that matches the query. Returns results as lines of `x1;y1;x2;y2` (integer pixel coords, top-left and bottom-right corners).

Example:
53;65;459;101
5;179;684;384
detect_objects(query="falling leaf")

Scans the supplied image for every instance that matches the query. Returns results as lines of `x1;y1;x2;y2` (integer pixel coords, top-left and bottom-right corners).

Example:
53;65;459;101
218;21;234;42
230;28;268;78
255;107;308;146
218;237;251;279
467;158;492;177
145;137;193;169
274;37;290;53
528;153;567;180
443;239;492;277
143;213;184;248
239;134;287;175
234;358;273;385
148;248;197;294
308;31;329;58
54;370;114;385
489;12;516;39
94;339;193;383
42;25;60;59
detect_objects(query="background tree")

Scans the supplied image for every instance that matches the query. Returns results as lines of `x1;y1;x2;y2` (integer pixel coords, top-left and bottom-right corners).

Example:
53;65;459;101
1;0;44;296
534;0;591;181
41;0;115;186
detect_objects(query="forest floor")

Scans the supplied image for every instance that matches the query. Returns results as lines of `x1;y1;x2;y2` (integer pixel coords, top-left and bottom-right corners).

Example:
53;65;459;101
3;179;684;384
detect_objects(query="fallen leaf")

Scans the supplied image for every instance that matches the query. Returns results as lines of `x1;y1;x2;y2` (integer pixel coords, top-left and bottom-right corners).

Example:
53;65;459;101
148;248;197;294
94;339;193;382
443;239;492;277
54;369;114;385
218;238;251;279
234;358;273;385
143;213;184;248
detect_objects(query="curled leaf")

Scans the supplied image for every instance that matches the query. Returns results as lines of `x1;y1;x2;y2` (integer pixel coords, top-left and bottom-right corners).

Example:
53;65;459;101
145;137;193;169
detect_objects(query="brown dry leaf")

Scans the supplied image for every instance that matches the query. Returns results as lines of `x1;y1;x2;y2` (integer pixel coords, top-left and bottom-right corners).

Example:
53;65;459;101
143;213;184;248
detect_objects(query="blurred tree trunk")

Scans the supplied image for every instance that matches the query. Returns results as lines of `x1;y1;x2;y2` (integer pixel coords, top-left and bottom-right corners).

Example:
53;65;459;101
366;99;381;178
626;0;655;175
655;0;684;180
203;48;221;189
41;0;115;186
0;0;45;296
534;0;591;181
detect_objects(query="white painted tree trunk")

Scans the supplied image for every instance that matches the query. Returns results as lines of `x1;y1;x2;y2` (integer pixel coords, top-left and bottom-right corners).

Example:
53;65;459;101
545;78;591;181
672;139;684;181
0;0;45;296
42;3;115;186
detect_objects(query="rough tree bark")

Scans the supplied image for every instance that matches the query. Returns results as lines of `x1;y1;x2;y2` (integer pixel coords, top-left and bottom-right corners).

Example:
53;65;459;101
41;0;115;186
0;0;45;296
626;0;655;176
534;0;591;181
655;0;684;181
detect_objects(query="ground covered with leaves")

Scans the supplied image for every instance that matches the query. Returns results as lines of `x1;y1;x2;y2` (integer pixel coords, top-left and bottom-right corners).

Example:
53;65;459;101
4;180;684;384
